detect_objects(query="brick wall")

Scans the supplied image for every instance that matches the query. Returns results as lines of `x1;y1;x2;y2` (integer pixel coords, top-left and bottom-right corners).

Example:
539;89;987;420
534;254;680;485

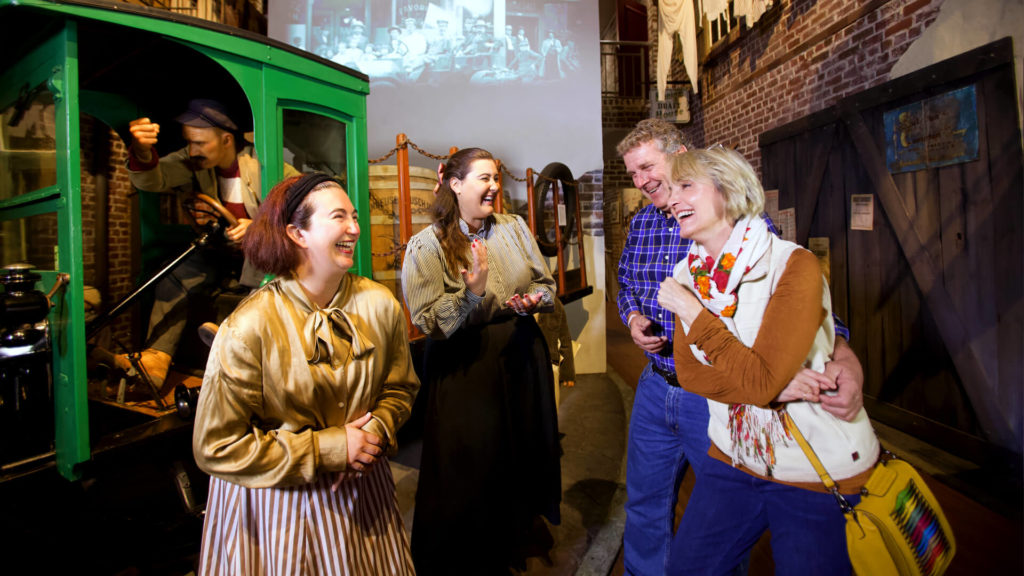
601;95;651;299
80;116;137;347
578;170;604;237
599;0;944;296
649;0;944;173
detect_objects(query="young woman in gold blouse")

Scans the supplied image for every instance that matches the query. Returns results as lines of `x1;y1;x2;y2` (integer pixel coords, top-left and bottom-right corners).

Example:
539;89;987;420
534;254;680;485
192;172;419;575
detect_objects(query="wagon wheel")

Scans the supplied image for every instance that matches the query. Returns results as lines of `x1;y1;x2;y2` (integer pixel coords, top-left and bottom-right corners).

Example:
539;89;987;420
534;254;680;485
533;162;578;258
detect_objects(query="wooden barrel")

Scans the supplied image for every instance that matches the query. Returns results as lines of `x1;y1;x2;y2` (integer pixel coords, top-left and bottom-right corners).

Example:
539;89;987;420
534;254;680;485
368;164;437;299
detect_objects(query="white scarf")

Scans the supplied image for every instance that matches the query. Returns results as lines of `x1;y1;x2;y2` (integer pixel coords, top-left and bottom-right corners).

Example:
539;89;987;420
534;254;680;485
681;215;770;323
674;216;790;473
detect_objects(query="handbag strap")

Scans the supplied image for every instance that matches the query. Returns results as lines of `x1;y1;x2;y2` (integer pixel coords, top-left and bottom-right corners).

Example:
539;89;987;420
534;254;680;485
780;409;854;513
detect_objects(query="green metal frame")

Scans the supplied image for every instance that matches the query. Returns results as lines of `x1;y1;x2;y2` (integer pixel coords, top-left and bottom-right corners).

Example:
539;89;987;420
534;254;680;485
0;0;370;480
266;97;371;277
0;20;89;480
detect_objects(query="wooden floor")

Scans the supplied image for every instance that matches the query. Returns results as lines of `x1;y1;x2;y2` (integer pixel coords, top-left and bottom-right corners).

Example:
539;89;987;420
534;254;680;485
604;301;1023;575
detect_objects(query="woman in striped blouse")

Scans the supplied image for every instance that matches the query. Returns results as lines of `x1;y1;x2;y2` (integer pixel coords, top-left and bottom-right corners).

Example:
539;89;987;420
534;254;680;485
193;173;419;575
402;147;562;574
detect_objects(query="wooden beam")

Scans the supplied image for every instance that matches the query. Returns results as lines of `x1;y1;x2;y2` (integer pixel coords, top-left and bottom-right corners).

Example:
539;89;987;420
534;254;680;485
796;124;835;245
841;105;1019;451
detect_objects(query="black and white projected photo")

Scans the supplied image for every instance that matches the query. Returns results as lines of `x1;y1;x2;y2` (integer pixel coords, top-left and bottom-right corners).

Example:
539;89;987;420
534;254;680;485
270;0;588;87
269;0;602;182
269;0;605;375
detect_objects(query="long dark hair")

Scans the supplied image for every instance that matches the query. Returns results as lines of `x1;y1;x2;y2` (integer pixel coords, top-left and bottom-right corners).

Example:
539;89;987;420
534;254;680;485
430;147;495;272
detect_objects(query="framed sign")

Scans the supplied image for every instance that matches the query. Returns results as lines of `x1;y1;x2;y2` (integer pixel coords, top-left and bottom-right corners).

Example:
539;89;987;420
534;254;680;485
650;86;691;123
884;85;979;173
851;194;874;231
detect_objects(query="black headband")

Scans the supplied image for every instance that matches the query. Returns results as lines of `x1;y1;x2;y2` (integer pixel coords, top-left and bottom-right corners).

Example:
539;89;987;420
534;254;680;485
284;173;341;222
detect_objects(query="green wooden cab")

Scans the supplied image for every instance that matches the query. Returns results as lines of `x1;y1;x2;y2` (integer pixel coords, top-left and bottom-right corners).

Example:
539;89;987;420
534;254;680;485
0;0;370;481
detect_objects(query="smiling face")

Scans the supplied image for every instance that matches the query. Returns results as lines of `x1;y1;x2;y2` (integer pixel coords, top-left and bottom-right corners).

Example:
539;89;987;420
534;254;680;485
452;158;499;230
667;174;733;250
623;140;679;211
290;183;360;276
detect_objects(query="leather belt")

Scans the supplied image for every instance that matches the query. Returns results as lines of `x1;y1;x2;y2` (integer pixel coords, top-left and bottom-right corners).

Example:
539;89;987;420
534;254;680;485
652;364;680;387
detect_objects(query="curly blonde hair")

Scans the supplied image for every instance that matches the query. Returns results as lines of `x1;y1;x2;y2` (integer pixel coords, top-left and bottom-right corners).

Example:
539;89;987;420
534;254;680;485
616;118;690;157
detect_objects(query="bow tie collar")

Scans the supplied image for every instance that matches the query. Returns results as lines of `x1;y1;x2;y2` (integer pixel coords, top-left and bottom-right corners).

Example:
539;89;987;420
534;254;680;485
303;306;375;367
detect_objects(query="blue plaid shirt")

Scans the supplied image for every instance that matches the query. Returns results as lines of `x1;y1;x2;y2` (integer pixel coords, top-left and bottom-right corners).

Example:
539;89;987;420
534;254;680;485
616;204;849;373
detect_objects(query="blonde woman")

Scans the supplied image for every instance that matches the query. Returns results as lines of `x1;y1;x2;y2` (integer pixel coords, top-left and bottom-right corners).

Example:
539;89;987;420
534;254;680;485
657;147;878;575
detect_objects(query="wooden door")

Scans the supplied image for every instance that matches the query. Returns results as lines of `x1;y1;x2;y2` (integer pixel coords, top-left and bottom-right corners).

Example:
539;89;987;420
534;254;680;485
760;38;1023;461
617;0;648;98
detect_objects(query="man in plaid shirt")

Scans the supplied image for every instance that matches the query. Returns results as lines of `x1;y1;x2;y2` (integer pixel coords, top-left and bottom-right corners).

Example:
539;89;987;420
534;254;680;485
616;119;865;575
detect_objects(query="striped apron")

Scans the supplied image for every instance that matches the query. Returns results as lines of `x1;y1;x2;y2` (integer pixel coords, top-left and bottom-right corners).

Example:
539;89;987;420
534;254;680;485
199;457;414;575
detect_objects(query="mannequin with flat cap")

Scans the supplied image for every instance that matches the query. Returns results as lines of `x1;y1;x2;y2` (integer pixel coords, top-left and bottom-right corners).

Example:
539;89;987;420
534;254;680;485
122;99;299;390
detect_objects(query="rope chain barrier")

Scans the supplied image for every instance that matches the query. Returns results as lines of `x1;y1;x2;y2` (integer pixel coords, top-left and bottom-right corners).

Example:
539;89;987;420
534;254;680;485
499;163;528;183
367;144;402;164
368;138;582;260
406;139;451;162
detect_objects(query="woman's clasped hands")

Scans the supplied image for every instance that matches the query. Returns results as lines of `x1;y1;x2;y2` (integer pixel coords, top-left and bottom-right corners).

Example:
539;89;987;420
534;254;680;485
657;277;704;326
775;367;837;404
332;411;385;491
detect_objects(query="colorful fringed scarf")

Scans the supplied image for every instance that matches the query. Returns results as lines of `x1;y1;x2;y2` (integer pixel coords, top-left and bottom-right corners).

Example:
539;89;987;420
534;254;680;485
682;216;791;475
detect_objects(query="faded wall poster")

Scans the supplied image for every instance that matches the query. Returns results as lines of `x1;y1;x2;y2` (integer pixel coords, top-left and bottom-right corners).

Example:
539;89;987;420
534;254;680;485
883;85;979;174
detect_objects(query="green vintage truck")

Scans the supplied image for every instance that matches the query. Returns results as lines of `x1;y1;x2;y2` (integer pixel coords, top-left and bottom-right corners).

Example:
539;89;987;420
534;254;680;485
0;0;370;569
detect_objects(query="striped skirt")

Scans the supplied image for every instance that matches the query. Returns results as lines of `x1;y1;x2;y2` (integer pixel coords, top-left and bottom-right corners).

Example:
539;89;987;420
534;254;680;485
199;458;414;575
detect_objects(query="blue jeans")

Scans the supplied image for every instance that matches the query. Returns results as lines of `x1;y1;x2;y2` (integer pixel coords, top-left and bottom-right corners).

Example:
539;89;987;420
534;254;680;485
623;363;711;576
668;457;859;576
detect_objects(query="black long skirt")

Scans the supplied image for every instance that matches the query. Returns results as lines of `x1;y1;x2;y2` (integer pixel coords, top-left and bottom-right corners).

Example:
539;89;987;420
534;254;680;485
411;314;561;575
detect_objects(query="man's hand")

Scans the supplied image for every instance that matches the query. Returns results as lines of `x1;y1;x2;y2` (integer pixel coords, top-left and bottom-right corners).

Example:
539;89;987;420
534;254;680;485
627;313;667;353
128;117;160;163
819;338;864;421
225;218;252;244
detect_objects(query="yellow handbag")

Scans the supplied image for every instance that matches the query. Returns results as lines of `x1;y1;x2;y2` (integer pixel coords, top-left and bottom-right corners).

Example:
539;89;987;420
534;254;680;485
781;410;956;576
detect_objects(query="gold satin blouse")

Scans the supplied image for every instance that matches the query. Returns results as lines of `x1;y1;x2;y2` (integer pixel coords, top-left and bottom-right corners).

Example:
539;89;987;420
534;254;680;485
192;274;420;489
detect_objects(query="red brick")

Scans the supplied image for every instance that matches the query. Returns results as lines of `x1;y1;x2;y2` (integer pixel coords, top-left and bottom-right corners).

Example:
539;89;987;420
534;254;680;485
886;18;913;36
903;0;933;17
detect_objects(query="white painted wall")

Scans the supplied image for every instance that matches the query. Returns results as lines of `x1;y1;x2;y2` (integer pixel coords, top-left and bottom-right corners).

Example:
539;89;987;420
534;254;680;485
569;235;607;373
890;0;1024;131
